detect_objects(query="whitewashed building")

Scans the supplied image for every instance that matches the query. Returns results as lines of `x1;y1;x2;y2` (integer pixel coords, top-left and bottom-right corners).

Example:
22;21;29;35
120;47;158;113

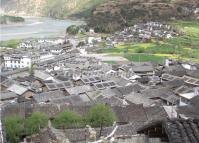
4;52;54;69
50;47;63;55
19;42;33;49
4;55;34;69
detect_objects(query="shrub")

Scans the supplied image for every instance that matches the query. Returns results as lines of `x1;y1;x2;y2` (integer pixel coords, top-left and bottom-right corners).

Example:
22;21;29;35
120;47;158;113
5;116;24;143
52;111;83;129
135;47;145;53
25;112;48;135
86;104;116;127
66;25;80;35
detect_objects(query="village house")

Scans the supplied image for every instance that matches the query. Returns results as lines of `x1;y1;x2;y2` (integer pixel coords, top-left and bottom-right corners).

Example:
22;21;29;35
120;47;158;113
110;22;178;44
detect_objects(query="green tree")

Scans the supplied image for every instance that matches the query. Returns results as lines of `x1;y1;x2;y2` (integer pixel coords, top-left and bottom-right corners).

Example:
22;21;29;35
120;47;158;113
52;111;82;129
5;116;24;143
25;112;48;136
86;104;116;136
77;41;86;47
66;25;80;35
87;104;116;127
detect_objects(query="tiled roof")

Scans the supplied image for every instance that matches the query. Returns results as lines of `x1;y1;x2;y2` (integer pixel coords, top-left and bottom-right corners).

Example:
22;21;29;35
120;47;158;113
145;106;168;121
45;81;73;91
1;79;15;88
125;92;155;107
33;90;65;103
49;122;144;143
0;75;7;83
183;75;199;86
66;85;94;95
96;95;124;106
7;84;28;95
138;119;199;143
1;91;18;100
113;104;148;123
164;119;199;143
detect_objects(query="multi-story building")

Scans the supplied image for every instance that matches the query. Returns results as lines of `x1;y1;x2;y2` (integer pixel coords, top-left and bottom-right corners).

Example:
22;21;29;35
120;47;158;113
4;52;54;69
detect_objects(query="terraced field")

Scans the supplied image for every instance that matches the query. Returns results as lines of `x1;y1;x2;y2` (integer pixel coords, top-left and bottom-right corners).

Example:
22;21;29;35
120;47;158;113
98;20;199;64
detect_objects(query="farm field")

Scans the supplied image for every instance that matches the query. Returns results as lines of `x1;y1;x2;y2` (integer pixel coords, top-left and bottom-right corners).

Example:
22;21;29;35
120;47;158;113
0;39;22;49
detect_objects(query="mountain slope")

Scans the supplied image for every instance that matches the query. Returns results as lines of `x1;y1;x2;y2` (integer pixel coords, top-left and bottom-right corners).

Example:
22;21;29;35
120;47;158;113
0;0;45;16
88;0;199;32
0;0;110;18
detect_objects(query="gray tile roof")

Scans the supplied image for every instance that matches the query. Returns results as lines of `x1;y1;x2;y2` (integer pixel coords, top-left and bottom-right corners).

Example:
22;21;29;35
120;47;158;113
0;75;7;83
34;70;53;80
138;119;199;143
129;62;154;73
1;91;19;100
113;104;148;123
48;122;144;143
125;92;155;107
1;79;15;88
66;85;94;95
45;82;73;91
7;84;28;95
33;90;65;103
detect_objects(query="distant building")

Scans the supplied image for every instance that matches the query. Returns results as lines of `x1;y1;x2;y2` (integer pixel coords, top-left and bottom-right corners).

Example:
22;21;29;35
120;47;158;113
89;28;95;34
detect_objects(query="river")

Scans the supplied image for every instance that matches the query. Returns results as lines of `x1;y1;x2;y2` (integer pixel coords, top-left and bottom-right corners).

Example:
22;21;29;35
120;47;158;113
0;16;85;41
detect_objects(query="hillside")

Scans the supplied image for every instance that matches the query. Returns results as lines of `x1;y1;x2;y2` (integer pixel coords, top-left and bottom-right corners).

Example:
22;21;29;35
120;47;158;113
0;0;110;18
89;0;199;32
0;0;45;16
1;0;198;30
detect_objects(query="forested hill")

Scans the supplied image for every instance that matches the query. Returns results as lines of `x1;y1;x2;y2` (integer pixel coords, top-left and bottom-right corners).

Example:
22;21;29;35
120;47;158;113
0;0;110;18
88;0;199;32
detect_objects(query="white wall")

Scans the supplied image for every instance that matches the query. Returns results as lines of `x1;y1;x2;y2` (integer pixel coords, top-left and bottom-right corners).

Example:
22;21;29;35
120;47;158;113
4;52;54;69
4;56;31;68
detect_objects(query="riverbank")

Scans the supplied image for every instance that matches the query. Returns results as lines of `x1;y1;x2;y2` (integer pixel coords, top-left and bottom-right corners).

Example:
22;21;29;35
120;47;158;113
0;16;85;41
0;15;25;24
